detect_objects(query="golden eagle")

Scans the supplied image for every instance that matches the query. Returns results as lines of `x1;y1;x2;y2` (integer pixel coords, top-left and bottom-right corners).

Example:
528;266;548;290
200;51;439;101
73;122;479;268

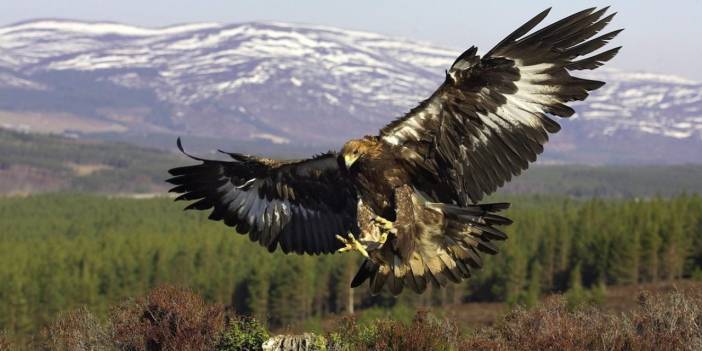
168;8;621;295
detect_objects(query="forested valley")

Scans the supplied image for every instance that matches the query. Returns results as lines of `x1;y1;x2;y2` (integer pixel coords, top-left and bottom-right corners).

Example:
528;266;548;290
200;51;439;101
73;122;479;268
3;129;702;197
2;193;702;342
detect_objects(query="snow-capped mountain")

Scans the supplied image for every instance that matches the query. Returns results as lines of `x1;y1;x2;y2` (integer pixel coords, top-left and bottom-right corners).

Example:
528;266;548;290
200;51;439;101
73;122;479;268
1;19;701;163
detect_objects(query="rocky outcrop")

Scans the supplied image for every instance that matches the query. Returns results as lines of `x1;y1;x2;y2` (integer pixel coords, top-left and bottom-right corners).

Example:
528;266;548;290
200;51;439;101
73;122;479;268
262;333;327;351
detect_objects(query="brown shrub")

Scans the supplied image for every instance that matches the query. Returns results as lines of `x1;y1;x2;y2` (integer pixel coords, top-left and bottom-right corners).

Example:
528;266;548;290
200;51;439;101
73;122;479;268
111;285;225;351
329;310;461;351
39;306;112;351
463;296;626;351
0;331;15;351
627;291;702;350
464;291;702;351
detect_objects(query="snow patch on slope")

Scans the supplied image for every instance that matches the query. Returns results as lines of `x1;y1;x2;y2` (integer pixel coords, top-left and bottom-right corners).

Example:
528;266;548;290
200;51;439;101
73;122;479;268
0;18;701;149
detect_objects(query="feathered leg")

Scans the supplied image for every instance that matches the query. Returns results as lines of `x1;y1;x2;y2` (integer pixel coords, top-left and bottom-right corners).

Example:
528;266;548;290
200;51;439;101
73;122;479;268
336;202;393;258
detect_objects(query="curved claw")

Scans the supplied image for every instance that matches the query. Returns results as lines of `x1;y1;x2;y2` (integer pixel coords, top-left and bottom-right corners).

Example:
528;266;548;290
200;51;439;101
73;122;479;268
336;233;369;257
378;231;389;245
372;215;394;232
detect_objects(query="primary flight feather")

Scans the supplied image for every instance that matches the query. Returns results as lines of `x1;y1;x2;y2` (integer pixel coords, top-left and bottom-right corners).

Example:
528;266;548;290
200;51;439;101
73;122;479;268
168;7;622;295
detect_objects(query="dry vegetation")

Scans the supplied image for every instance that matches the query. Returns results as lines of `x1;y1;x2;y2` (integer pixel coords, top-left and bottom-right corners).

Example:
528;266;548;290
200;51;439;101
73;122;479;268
2;283;700;350
330;289;702;351
29;286;237;351
110;286;225;351
0;331;13;351
462;291;702;351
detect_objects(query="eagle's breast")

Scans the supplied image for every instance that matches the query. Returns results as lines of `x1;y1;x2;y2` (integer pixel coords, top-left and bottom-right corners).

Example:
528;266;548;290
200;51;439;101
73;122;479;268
352;151;408;220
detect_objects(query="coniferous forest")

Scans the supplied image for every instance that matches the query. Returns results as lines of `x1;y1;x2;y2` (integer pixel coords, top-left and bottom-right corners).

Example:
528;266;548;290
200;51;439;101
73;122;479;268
2;193;702;341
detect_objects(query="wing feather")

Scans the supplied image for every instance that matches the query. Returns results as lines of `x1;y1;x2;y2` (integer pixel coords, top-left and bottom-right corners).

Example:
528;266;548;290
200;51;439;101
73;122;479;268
167;139;358;255
380;7;621;204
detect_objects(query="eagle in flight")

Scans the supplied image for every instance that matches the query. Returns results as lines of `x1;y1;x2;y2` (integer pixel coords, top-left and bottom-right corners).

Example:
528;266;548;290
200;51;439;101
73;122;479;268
168;8;621;295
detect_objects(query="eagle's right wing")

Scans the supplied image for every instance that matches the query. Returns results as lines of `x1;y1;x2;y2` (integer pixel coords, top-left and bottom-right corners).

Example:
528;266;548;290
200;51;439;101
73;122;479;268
167;139;358;254
380;7;621;206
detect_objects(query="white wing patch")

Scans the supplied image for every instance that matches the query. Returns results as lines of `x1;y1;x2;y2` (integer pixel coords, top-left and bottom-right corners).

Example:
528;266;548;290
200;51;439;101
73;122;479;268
375;7;620;205
382;103;439;146
383;59;558;148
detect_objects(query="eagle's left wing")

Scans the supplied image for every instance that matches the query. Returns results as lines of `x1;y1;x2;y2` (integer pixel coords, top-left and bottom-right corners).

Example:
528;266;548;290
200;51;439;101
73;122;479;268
167;139;358;255
380;7;621;205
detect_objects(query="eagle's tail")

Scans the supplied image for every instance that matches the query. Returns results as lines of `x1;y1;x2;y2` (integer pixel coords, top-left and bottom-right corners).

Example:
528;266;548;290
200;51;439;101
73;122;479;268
352;201;512;295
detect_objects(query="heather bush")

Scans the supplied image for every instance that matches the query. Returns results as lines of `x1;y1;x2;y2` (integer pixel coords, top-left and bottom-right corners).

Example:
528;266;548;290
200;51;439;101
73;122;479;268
465;296;625;351
464;291;702;351
628;291;702;350
39;307;113;351
110;285;225;351
329;310;460;351
0;330;15;351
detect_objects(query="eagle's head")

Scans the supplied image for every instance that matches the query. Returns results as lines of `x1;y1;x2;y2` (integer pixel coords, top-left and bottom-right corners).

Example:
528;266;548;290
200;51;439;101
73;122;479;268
340;137;381;169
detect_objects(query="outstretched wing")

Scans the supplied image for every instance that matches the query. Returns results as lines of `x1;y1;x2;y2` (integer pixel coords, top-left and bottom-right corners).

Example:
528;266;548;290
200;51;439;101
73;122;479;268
381;7;622;205
167;139;358;254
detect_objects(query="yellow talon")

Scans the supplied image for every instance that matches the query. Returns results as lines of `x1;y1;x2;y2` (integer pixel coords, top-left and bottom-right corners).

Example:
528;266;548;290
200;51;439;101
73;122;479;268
373;216;394;231
379;231;388;245
336;233;369;258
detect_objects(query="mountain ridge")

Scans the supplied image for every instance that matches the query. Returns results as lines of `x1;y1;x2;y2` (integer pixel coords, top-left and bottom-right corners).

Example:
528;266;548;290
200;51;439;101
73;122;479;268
1;19;701;163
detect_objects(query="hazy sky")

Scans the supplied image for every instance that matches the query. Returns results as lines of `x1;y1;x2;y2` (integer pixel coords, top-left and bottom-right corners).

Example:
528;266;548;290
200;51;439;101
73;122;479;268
3;0;701;80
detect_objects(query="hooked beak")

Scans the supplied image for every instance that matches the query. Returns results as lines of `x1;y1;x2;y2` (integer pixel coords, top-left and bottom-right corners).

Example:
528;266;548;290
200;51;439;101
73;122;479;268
344;154;360;169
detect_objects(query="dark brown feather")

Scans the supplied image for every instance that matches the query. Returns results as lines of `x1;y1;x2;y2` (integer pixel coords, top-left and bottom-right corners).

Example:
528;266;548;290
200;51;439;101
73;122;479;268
379;7;621;204
167;139;358;254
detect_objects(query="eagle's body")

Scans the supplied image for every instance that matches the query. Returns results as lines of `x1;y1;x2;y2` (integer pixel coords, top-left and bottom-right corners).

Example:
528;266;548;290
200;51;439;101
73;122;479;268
168;7;622;295
344;137;407;219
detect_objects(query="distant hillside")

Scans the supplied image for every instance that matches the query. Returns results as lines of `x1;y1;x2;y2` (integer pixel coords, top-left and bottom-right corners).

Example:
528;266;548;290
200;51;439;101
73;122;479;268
0;130;180;194
0;130;701;197
1;19;701;163
501;164;702;198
